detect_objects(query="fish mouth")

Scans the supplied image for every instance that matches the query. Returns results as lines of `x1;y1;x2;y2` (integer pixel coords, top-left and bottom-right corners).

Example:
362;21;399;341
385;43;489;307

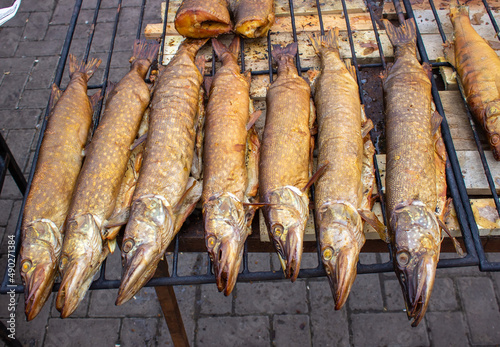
116;244;160;306
323;245;359;310
56;258;98;318
395;253;437;327
208;236;244;296
270;224;304;282
23;262;56;321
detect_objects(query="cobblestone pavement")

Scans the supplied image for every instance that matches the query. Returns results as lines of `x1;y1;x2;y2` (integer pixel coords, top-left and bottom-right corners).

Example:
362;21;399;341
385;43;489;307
1;0;500;346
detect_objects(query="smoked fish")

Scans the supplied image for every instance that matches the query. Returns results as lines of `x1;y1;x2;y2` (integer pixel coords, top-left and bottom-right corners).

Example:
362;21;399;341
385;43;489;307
260;42;313;281
231;0;275;38
445;5;500;160
116;38;207;305
202;36;260;295
383;18;447;327
175;0;232;38
56;40;159;317
19;55;101;321
309;28;378;310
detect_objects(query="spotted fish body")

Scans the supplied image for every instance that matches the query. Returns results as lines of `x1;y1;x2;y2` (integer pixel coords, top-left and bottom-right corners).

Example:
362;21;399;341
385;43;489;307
310;28;376;310
19;55;101;321
260;42;312;282
383;18;446;327
446;5;500;159
116;38;207;306
231;0;275;38
175;0;232;38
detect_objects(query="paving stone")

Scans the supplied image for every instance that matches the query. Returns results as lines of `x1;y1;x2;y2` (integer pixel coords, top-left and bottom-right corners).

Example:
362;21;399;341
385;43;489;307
0;200;14;227
197;315;270;346
23;12;51;41
199;284;232;315
351;312;429;346
19;88;52;109
0;57;34;74
359;252;378;264
426;312;469;347
83;0;121;9
14;291;53;347
104;247;123;280
88;287;161;317
346;273;384;311
301;252;319;269
0;109;41;130
427;277;459;312
5;129;36;169
176;252;207;277
143;0;162;22
457;277;500;345
248;253;271;272
15;40;64;57
119;317;158;346
44;318;120;347
308;279;349;347
116;7;143;38
50;1;77;25
19;0;56;12
273;314;311;346
383;278;406;311
0;176;23;200
3;199;22;243
0;27;23;58
1;11;29;28
0;73;25;108
50;290;90;318
235;280;307;315
44;24;72;42
26;57;59;89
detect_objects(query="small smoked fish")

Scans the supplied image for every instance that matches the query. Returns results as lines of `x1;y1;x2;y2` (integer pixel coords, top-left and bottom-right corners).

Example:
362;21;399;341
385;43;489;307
202;36;260;295
56;40;159;318
231;0;275;38
175;0;232;38
445;5;500;159
309;28;378;310
383;18;447;327
260;42;313;281
19;55;101;321
116;38;207;305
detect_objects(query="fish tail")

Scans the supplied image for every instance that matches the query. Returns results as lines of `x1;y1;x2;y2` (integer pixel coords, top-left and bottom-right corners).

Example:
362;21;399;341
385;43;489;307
449;4;469;22
68;54;102;80
382;18;416;48
130;39;160;64
212;36;240;61
271;42;298;62
309;28;340;55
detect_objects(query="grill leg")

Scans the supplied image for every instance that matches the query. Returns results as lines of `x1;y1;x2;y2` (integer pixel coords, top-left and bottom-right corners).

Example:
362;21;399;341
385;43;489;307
154;259;189;347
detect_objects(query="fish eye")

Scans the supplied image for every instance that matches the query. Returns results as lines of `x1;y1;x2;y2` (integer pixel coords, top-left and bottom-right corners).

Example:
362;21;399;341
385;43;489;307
207;236;216;250
122;239;135;253
492;134;500;145
59;255;68;270
396;251;410;267
272;224;284;237
322;247;334;261
20;260;32;273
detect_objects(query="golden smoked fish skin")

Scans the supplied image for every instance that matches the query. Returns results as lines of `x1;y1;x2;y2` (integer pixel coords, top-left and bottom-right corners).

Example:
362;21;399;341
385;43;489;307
260;42;312;281
56;40;159;318
202;37;254;296
310;28;375;310
116;38;207;306
20;55;101;321
446;5;500;159
232;0;275;38
383;18;445;327
175;0;232;38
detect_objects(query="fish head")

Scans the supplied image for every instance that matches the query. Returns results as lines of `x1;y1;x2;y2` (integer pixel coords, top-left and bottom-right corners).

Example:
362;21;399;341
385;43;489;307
20;220;62;321
56;213;105;318
264;186;309;281
204;194;247;296
390;201;441;326
116;196;173;306
317;202;364;310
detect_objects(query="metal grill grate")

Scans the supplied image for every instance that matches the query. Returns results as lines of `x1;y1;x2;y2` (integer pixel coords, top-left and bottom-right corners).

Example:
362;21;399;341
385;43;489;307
3;0;500;295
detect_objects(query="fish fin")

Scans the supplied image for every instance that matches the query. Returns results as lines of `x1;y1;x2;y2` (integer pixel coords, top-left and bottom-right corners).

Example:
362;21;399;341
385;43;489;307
437;218;465;257
308;27;340;55
89;91;102;111
204;76;213;94
212;36;240;61
449;4;468;21
131;133;147;150
195;55;206;76
228;36;240;56
361;107;374;139
303;162;329;192
309;98;317;130
130;39;160;64
246;110;262;131
442;41;456;68
68;54;102;80
104;207;131;232
105;81;116;100
358;209;389;243
49;84;63;111
345;59;357;81
174;179;198;213
431;111;443;135
422;62;433;82
244;70;252;85
245;126;260;198
272;42;298;62
173;179;203;232
360;139;376;211
108;238;117;253
382;18;416;48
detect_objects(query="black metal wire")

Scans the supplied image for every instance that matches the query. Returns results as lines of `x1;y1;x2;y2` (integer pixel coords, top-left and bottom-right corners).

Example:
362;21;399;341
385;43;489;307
83;0;102;63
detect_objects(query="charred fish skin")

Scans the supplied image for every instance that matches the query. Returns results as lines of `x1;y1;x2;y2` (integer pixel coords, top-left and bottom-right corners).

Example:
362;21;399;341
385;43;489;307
232;0;275;38
117;38;207;306
175;0;232;38
260;42;312;282
446;5;500;159
383;18;444;327
19;55;101;321
56;40;159;318
202;36;254;296
310;29;374;310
